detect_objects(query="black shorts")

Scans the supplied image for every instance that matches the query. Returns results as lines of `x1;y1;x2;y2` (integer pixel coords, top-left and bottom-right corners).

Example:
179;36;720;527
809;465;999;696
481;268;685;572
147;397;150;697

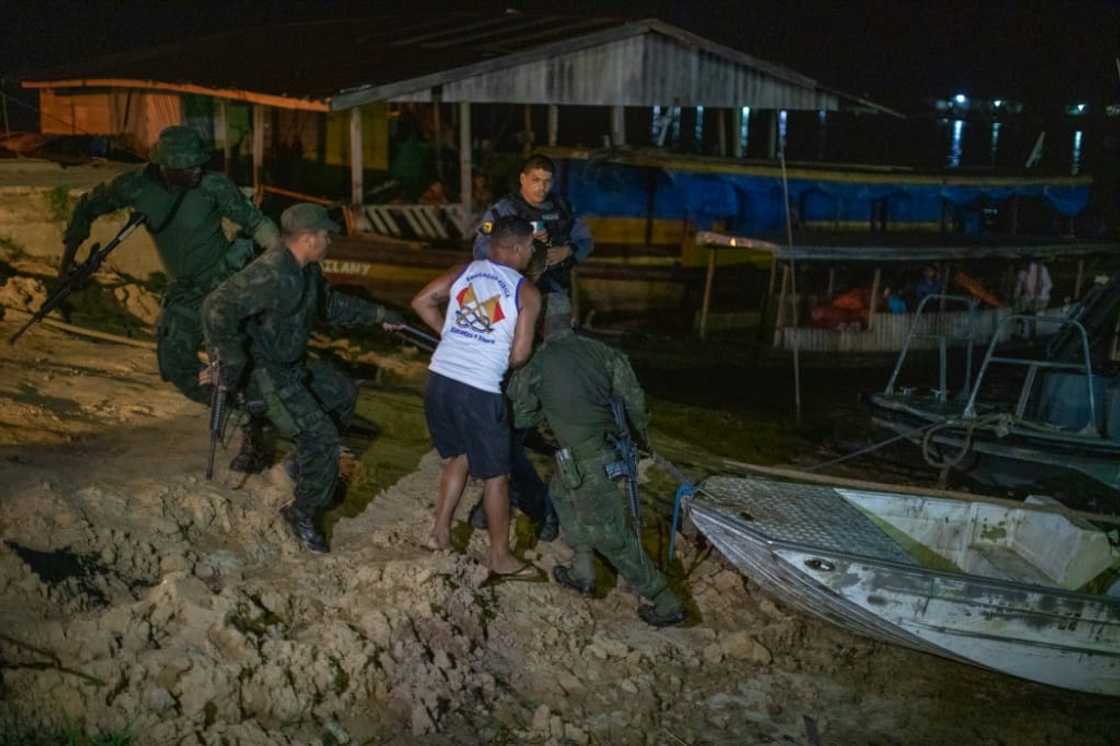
424;372;511;479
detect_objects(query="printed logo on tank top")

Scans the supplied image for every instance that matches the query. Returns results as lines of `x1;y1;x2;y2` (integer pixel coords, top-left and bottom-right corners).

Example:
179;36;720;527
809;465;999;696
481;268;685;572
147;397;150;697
449;269;516;345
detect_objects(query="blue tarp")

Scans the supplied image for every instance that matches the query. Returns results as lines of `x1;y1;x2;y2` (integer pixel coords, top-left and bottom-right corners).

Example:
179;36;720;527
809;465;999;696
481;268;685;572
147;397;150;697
556;159;1091;235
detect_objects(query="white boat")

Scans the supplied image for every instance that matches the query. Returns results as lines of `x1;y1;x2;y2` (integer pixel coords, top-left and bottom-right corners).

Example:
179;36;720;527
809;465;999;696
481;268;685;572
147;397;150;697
689;476;1120;695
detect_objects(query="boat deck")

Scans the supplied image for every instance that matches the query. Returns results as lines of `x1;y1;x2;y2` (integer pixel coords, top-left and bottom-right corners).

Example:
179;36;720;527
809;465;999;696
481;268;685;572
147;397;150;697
701;477;919;566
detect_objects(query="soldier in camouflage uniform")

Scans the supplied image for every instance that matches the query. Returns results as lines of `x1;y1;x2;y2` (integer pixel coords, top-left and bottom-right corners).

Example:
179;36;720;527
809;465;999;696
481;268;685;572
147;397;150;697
508;296;686;627
202;203;403;553
63;126;281;407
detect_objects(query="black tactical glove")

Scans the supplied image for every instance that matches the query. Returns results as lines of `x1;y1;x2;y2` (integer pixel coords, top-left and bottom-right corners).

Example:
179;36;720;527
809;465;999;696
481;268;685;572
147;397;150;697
217;361;245;391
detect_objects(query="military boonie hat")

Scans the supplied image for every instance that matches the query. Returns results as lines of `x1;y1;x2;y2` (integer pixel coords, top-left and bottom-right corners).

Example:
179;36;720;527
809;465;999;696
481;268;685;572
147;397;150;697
281;203;341;234
151;126;210;169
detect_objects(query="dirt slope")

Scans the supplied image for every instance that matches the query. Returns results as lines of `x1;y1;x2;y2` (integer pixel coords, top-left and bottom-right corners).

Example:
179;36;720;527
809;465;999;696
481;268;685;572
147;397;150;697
0;316;1117;746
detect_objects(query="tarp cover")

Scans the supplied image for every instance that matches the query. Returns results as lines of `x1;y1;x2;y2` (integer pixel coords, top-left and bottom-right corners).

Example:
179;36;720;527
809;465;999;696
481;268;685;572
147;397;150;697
556;159;1090;235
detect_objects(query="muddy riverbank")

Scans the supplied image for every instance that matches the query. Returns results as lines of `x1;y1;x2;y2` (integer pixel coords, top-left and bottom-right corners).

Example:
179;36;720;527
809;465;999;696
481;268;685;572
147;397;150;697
0;252;1117;745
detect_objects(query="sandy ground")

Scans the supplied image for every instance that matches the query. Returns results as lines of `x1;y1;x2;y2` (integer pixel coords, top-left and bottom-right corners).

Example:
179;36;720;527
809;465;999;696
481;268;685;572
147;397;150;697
1;287;1119;744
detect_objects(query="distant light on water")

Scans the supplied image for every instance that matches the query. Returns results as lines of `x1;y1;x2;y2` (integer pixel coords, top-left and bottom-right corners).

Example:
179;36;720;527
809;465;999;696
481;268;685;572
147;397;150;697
670;106;682;145
954;94;967;105
993;99;1003;108
1072;130;1084;175
948;119;965;168
651;105;661;142
779;110;788;154
990;122;1001;165
695;105;704;144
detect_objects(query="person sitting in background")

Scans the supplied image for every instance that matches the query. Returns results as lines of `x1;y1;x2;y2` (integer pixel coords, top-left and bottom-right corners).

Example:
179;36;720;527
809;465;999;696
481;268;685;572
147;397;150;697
1013;258;1053;339
883;286;907;314
915;265;941;306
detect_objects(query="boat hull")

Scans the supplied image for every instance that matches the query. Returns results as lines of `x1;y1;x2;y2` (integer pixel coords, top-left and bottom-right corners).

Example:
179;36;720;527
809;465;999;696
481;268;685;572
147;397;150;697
691;492;1120;695
865;392;1120;498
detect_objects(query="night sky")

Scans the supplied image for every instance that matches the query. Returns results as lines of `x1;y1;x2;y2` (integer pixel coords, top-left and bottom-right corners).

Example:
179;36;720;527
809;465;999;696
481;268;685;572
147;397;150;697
1;0;1117;111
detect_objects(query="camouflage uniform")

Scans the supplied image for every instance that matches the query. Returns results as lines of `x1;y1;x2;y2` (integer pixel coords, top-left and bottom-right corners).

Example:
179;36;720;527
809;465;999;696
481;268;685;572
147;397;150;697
63;127;280;404
202;245;399;515
508;329;681;614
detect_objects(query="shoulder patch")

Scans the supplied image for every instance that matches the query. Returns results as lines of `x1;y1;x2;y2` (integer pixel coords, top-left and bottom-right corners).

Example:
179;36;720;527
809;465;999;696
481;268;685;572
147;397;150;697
480;221;493;235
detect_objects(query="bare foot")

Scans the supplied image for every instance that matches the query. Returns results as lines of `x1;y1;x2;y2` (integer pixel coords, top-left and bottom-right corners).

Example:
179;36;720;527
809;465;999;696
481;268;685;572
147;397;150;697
427;527;450;551
488;554;525;575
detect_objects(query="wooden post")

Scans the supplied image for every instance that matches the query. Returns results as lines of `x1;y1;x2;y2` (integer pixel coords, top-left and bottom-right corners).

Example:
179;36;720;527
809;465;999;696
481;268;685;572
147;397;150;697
459;101;472;217
1074;258;1086;299
868;267;882;330
1;89;9;140
522;104;535;155
251;104;265;197
766;111;778;159
699;246;717;339
349;107;363;206
774;263;791;334
717;109;727;157
731;107;743;158
217;101;231;176
547;104;559;146
432;90;442;180
610;105;626;147
826;267;836;299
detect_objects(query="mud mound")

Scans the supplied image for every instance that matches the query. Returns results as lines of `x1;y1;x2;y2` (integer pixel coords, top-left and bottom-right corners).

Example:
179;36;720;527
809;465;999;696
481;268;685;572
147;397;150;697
1;314;1117;745
0;275;50;314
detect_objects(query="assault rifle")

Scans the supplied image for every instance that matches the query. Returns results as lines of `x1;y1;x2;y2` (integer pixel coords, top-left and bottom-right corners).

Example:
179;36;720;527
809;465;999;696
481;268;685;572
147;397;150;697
205;357;228;481
9;212;147;345
605;397;642;539
391;323;439;353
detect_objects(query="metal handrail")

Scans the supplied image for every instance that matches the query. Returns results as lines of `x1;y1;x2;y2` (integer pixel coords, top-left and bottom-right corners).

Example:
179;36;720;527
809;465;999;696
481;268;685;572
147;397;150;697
884;293;981;400
963;315;1099;437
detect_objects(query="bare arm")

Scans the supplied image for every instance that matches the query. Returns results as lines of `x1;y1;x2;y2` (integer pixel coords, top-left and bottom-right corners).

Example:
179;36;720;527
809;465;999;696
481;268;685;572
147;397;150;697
509;282;541;370
410;264;465;335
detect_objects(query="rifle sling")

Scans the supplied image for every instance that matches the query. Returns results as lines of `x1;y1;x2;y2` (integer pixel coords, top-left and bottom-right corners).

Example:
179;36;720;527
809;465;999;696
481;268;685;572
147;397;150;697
150;180;191;235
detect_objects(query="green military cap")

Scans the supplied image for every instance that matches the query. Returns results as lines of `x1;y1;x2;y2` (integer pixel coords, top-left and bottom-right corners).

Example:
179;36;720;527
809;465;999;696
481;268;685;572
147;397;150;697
281;203;341;234
151;126;210;169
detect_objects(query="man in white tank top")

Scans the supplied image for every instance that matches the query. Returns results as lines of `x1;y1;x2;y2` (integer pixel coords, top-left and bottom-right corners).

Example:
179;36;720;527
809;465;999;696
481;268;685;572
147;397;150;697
411;216;542;577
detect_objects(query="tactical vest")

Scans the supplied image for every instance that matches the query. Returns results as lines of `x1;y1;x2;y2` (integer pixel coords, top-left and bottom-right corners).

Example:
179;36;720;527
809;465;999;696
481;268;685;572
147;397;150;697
505;193;576;293
506;192;575;247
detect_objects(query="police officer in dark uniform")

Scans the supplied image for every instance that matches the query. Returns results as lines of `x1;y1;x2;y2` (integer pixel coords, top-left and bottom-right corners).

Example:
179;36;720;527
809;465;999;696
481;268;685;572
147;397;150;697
470;154;595;541
473;153;594;295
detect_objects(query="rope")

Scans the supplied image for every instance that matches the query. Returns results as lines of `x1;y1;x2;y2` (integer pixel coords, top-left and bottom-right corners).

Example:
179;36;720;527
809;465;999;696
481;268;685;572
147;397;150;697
649;450;705;565
805;419;946;473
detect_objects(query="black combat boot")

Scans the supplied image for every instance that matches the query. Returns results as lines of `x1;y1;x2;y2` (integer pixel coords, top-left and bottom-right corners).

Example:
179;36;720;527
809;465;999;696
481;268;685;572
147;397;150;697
280;504;328;554
281;451;300;482
637;589;687;628
537;506;560;542
551;565;596;596
229;419;270;474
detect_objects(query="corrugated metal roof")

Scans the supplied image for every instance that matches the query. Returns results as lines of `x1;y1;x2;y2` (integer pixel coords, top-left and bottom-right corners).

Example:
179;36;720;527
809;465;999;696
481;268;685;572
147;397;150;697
21;13;896;115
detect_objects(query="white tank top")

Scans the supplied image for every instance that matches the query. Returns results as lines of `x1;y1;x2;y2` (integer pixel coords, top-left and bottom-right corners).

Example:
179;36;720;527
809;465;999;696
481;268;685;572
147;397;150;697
429;259;524;393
